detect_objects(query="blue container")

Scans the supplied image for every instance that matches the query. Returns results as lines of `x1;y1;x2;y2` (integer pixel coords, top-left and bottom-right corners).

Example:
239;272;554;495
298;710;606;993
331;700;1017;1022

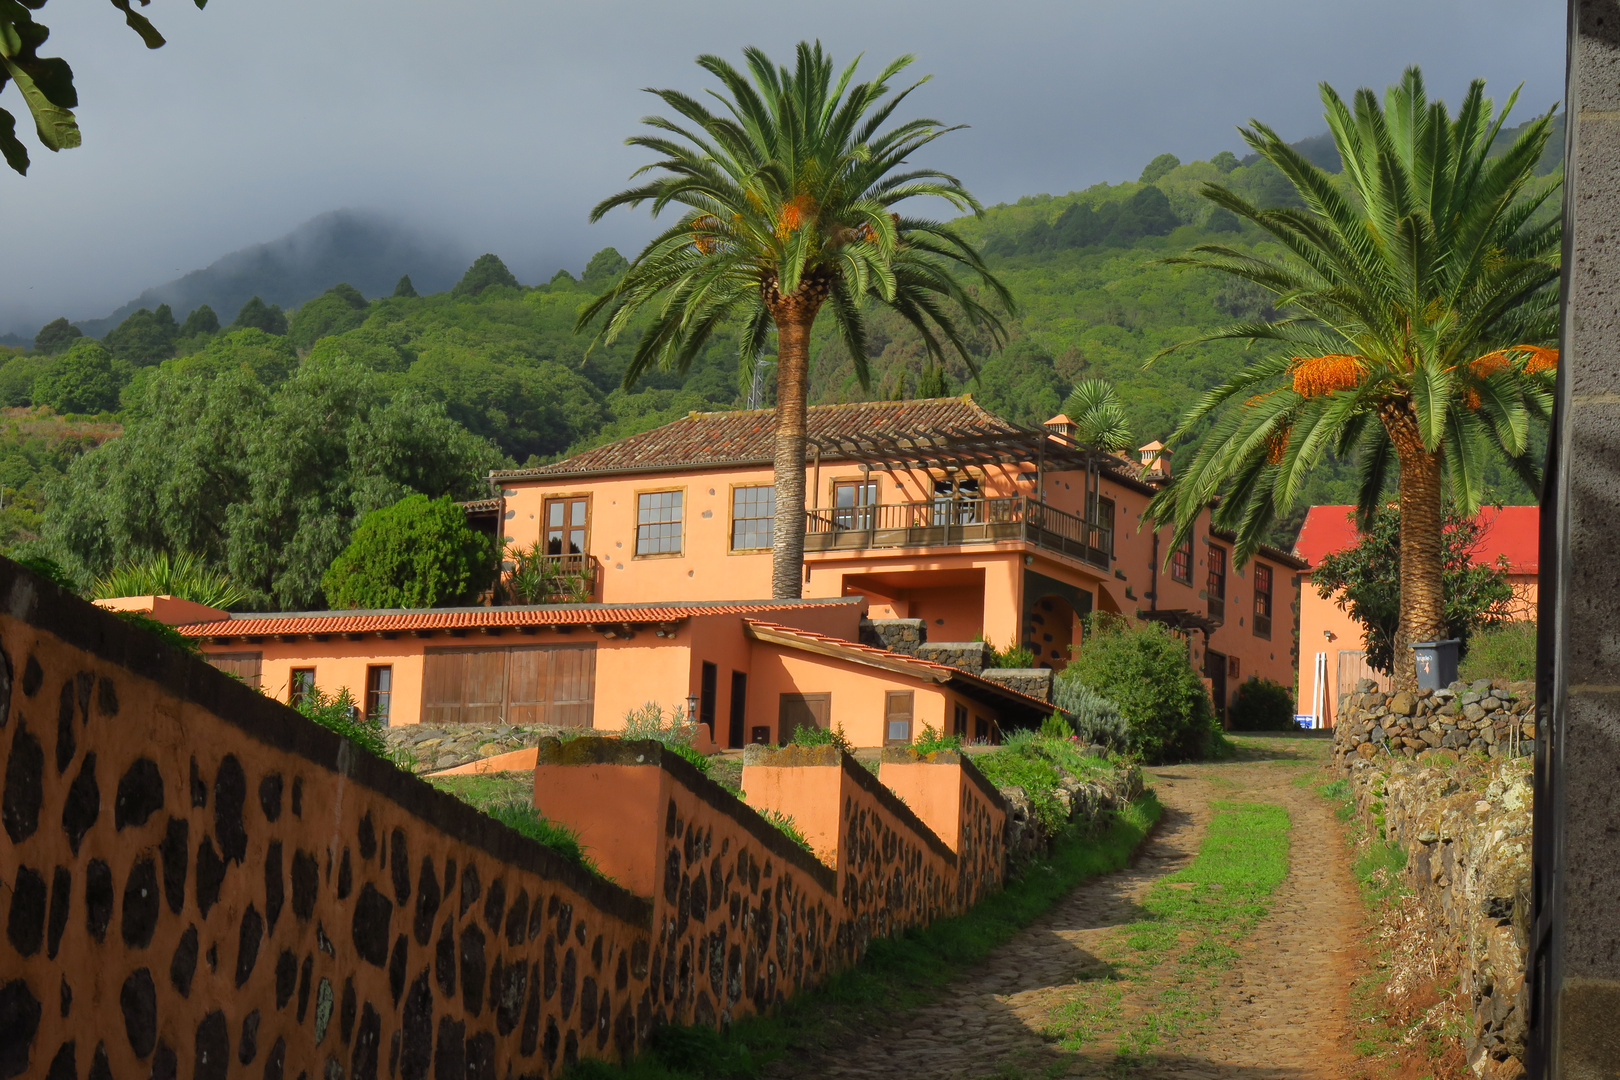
1411;639;1461;691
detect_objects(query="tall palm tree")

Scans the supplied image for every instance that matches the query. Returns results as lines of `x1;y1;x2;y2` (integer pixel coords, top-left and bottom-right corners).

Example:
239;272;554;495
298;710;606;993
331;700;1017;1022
1146;68;1559;688
579;42;1011;598
1060;379;1134;538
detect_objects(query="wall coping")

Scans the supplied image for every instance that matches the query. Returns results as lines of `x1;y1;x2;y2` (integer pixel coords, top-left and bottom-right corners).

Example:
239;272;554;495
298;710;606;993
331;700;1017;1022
4;557;654;928
878;746;1009;814
537;736;838;892
744;743;959;866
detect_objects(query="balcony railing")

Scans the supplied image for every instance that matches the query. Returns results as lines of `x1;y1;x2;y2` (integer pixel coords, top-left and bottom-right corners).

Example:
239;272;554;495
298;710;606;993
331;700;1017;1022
501;551;600;604
804;495;1113;570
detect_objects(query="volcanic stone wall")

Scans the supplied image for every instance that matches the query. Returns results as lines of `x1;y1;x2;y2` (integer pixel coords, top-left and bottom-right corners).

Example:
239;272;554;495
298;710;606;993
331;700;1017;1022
0;564;659;1080
1332;679;1536;765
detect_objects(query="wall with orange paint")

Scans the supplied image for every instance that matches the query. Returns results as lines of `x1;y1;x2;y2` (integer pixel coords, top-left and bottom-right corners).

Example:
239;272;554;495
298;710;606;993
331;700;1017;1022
743;642;952;748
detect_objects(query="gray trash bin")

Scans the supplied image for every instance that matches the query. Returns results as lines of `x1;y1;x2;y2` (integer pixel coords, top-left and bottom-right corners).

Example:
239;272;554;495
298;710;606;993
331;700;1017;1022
1411;639;1461;691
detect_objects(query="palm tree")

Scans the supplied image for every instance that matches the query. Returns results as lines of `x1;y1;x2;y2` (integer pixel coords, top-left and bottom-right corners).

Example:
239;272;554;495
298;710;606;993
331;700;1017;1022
1146;68;1559;688
579;42;1011;598
1060;379;1134;540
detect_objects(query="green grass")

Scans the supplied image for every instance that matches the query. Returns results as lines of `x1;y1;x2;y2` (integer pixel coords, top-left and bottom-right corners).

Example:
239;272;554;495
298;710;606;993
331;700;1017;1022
428;773;599;874
568;792;1163;1080
973;735;1116;834
1038;799;1292;1064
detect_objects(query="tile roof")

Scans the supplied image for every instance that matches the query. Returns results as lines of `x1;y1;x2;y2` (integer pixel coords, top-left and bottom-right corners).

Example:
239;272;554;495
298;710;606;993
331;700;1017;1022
1207;528;1311;571
743;619;1055;714
178;598;860;638
1292;504;1539;574
493;396;1014;480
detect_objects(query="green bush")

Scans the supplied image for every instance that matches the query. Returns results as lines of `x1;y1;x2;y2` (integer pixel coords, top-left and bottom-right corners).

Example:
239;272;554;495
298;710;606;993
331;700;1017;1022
322;494;493;609
1066;615;1219;763
1459;621;1537;683
789;723;853;755
1051;679;1131;749
32;340;131;414
911;725;963;754
91;551;249;610
1226;677;1300;731
759;809;813;853
294;686;388;758
621;701;710;775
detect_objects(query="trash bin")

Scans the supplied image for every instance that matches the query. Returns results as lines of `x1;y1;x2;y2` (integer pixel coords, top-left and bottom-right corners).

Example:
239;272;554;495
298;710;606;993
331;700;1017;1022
1411;639;1461;691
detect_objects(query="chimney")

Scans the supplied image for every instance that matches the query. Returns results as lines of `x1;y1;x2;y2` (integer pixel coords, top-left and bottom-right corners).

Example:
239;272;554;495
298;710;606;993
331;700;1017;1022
1043;413;1075;439
1138;440;1171;481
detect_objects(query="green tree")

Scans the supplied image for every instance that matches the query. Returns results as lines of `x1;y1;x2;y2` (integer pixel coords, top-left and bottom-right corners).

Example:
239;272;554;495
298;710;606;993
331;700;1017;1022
582;247;629;289
1139;152;1181;184
32;340;129;413
0;354;47;406
102;304;178;365
1210;150;1240;174
1146;69;1558;688
322;494;492;609
581;42;1011;598
288;284;370;350
392;274;418;298
0;0;206;175
1312;504;1513;675
1063;616;1220;763
42;356;505;608
33;317;81;355
972;340;1063;425
180;305;220;337
452;254;520;298
231;296;288;336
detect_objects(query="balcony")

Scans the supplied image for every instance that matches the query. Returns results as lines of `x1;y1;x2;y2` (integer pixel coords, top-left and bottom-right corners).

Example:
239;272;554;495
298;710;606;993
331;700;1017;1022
804;495;1113;571
501;551;601;604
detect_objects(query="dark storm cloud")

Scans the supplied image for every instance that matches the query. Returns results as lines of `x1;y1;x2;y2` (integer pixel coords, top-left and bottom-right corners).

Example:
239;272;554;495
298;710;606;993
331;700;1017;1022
0;0;1562;334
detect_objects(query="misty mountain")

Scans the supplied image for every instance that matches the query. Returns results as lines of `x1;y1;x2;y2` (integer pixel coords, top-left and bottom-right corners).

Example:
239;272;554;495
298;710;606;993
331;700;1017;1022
75;210;469;339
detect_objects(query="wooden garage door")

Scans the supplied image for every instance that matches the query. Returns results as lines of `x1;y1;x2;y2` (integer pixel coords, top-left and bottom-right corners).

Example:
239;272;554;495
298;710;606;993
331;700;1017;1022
423;645;596;727
206;651;263;690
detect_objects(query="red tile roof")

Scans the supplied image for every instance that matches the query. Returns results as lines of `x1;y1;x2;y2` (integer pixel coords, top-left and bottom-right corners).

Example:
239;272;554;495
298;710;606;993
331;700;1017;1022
493;396;1014;479
1293;504;1539;574
743;619;1055;713
178;598;859;638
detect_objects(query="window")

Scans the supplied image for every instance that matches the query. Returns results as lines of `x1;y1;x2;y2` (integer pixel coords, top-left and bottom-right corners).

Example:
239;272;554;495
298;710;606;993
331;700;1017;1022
931;476;980;525
289;668;316;708
1087;493;1116;555
1207;543;1227;621
635;490;683;555
730;486;775;550
365;665;392;724
884;691;914;745
544;496;590;555
832;480;878;529
1170;538;1192;584
1253;563;1273;639
953;702;968;737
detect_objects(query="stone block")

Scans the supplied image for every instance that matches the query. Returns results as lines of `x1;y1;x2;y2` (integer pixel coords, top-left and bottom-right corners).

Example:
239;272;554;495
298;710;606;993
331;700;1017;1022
978;668;1053;703
1390;691;1417;716
916;641;993;674
859;618;927;655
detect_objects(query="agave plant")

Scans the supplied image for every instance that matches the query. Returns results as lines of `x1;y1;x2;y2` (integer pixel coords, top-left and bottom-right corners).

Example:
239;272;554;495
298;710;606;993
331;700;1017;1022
92;551;250;610
1146;68;1559;687
580;42;1011;598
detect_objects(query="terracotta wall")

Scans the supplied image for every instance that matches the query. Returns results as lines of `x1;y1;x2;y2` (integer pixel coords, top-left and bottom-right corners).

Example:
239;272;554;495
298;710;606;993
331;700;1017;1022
875;749;1007;910
0;565;663;1080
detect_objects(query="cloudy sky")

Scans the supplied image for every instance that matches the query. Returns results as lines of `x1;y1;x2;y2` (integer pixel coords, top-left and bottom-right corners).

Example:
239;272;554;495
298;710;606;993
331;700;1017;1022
0;0;1564;334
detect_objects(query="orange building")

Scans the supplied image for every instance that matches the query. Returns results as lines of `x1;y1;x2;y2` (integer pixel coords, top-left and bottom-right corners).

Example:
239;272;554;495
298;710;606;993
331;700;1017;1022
484;396;1305;726
1293;503;1539;727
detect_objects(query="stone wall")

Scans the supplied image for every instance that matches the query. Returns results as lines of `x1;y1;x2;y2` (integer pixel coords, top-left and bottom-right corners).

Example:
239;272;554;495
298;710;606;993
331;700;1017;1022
1332;679;1536;766
998;762;1144;866
978;668;1053;703
857;619;925;656
915;641;993;675
1340;755;1532;1079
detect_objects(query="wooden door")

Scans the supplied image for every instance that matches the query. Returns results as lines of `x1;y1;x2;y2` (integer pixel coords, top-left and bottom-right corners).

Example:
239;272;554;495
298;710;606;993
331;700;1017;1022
506;647;548;726
422;650;468;725
778;692;831;745
547;646;596;728
463;650;507;725
884;691;914;746
207;651;262;690
728;672;748;748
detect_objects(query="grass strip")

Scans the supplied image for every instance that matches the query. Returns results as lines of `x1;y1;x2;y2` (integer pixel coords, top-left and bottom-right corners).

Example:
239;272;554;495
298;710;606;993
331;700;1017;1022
427;773;600;874
1040;799;1292;1063
571;791;1163;1079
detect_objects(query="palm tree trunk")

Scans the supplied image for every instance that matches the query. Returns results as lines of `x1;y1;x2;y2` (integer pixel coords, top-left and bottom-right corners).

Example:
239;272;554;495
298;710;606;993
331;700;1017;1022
1383;405;1447;690
768;281;828;599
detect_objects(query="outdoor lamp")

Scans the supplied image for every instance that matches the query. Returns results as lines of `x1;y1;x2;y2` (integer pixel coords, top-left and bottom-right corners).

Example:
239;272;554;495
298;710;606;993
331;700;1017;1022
687;692;700;723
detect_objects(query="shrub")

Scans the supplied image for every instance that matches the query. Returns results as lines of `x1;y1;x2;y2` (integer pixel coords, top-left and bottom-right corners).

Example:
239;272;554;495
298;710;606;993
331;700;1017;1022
622;701;710;775
92;551;250;610
911;725;963;754
759;809;813;853
294;686;388;758
1052;679;1131;749
987;639;1036;669
1227;677;1300;731
1459;621;1537;682
789;723;853;755
1039;712;1071;740
32;340;131;413
483;801;598;873
322;494;493;610
1066;615;1219;763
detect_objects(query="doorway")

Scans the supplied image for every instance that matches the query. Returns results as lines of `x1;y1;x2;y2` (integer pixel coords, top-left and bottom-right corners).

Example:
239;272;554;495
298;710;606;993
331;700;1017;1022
728;671;748;748
1205;649;1228;727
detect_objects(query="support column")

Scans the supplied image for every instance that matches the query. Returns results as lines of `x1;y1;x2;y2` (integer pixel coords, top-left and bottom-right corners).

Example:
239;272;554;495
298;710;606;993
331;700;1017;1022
1530;5;1620;1073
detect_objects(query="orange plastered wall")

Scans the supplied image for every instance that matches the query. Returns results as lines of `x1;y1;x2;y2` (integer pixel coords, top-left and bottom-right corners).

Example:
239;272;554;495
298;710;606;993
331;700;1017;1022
234;639;425;719
4;572;662;1080
744;643;949;748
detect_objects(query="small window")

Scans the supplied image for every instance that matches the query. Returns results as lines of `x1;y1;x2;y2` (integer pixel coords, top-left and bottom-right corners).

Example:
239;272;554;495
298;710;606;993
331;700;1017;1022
884;691;914;746
1207;544;1228;621
366;665;393;724
731;486;775;550
1170;538;1193;584
1253;563;1273;639
953;702;968;737
544;496;590;555
290;668;316;708
635;490;684;556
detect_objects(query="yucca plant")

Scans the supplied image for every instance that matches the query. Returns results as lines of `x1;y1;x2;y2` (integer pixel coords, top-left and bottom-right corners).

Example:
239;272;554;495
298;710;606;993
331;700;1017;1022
580;42;1012;598
92;551;250;610
1147;68;1559;687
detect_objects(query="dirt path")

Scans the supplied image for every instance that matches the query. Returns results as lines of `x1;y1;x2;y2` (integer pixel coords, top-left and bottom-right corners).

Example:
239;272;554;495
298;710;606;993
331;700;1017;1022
766;735;1362;1080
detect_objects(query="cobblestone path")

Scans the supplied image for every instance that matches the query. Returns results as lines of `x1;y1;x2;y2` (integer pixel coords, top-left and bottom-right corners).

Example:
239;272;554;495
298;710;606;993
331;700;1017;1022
766;735;1360;1080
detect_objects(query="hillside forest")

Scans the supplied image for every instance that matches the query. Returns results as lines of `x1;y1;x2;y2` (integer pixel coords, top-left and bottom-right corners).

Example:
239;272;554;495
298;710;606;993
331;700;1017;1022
3;124;1552;610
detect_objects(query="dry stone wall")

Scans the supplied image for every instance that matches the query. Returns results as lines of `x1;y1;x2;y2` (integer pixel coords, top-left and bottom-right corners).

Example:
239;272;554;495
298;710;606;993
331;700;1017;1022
1332;679;1536;766
1336;690;1534;1079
